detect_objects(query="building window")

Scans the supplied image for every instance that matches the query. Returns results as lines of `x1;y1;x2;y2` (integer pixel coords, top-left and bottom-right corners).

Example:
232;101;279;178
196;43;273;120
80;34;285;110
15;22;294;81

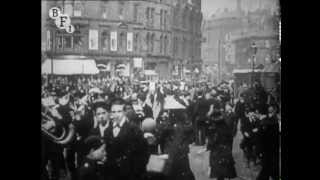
183;9;187;29
146;8;149;23
101;31;109;52
55;31;73;50
73;27;83;52
159;35;163;54
133;4;139;22
179;38;183;57
173;9;178;25
145;62;156;70
164;10;167;30
119;32;126;52
134;33;139;53
151;8;155;27
164;35;168;55
151;33;155;53
56;34;63;49
189;39;193;57
64;36;72;49
160;10;163;29
146;33;150;53
64;2;73;16
185;12;190;29
182;38;186;57
173;37;177;56
102;5;108;19
189;15;193;31
119;2;124;20
74;0;82;17
46;30;51;50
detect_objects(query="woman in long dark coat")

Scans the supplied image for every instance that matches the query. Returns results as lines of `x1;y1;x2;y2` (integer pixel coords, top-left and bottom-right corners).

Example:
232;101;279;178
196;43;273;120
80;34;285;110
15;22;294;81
157;110;196;180
207;110;237;180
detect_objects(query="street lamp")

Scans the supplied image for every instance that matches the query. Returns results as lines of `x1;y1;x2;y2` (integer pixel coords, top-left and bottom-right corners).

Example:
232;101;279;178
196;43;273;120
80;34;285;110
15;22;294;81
249;42;258;87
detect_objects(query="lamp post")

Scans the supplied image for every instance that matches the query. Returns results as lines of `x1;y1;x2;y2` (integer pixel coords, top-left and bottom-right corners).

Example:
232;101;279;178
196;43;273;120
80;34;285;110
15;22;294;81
249;42;257;87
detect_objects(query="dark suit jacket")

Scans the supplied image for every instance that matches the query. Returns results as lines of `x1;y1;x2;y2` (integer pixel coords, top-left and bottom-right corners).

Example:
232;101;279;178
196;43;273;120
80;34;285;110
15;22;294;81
88;123;111;139
104;121;149;180
143;104;153;118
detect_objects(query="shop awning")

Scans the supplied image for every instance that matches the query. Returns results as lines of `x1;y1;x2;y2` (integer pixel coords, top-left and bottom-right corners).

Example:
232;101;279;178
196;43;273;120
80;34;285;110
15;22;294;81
42;58;99;75
144;70;158;76
232;69;263;74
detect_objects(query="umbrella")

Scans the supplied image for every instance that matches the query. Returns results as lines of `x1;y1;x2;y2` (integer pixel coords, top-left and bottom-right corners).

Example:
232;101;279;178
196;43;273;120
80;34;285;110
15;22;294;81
163;96;186;110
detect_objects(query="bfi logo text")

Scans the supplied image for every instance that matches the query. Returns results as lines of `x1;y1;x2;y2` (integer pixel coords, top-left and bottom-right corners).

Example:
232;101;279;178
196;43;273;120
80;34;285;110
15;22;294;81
49;7;75;33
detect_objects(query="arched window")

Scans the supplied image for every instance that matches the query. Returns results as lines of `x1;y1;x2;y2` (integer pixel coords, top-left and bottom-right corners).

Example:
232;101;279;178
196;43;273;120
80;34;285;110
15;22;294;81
101;30;109;52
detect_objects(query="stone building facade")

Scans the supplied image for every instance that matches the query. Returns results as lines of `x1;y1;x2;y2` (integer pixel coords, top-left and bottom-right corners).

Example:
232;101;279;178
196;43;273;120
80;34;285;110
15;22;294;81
201;0;280;82
42;0;202;80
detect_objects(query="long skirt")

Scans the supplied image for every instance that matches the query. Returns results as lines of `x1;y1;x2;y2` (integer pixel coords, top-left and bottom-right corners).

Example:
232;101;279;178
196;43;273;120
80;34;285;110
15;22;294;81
209;146;237;179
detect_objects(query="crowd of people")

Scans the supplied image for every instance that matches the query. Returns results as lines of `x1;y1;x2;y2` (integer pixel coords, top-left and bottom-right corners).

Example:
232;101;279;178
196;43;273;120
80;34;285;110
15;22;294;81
41;75;280;180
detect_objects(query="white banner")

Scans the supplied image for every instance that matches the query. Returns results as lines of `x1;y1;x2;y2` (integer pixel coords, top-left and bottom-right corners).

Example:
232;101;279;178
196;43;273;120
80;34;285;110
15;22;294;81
110;31;117;51
127;32;133;52
89;29;98;50
122;63;130;77
133;58;143;68
46;30;51;50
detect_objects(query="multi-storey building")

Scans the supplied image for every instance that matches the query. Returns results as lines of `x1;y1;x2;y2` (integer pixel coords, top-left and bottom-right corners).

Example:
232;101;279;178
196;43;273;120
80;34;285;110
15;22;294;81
201;0;279;82
42;0;202;80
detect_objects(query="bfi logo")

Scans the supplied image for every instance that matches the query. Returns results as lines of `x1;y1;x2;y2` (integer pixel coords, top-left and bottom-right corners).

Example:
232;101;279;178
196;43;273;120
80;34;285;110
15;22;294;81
49;7;75;34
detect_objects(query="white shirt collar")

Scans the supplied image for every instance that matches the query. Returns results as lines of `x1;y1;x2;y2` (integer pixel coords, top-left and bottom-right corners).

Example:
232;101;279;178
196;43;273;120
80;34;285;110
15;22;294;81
99;121;109;129
113;116;127;128
99;121;109;136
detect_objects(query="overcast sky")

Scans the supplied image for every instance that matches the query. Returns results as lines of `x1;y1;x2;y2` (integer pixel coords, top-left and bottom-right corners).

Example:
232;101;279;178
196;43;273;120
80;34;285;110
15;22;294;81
201;0;279;19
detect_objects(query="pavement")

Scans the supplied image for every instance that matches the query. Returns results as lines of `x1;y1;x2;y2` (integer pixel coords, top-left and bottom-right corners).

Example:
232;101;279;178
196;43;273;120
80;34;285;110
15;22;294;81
188;122;261;180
